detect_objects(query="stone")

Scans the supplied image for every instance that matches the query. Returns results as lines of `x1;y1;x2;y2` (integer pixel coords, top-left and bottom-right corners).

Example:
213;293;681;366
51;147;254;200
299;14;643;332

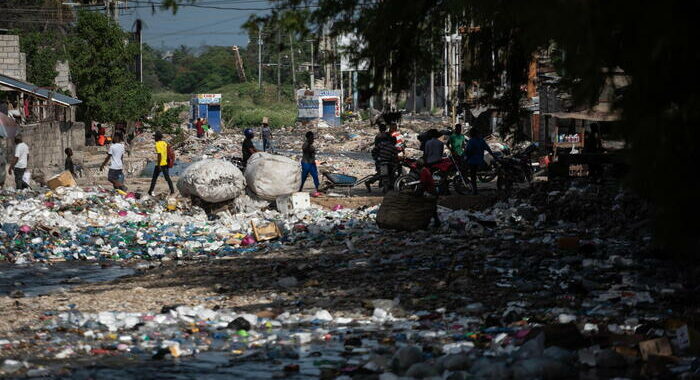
514;332;544;360
596;348;627;368
470;358;511;379
405;362;439;378
277;276;298;288
391;345;423;371
543;346;575;362
512;358;573;379
442;353;472;371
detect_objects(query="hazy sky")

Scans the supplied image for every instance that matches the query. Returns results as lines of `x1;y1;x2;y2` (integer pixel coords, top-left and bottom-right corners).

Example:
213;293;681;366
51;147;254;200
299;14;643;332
118;2;269;50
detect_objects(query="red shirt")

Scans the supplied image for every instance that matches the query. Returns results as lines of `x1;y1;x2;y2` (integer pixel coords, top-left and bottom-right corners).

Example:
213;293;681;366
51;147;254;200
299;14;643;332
419;167;435;194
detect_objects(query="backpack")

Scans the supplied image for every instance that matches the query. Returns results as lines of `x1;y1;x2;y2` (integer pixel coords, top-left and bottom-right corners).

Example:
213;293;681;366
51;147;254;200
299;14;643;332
167;144;175;168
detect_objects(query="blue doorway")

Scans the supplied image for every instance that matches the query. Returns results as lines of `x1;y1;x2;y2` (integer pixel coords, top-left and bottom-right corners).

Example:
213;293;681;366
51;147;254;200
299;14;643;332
207;105;221;132
322;101;335;122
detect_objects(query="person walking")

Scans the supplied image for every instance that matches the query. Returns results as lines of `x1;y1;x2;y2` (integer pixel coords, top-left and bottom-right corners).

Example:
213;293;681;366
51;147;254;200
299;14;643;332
366;124;391;192
464;128;494;195
299;131;322;197
261;119;272;152
100;133;127;191
376;134;399;193
7;135;29;190
242;128;258;165
148;131;175;196
64;148;77;177
0;135;7;189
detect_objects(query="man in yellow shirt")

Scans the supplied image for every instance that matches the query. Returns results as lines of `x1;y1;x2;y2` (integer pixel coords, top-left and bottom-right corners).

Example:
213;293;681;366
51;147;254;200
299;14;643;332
148;131;174;196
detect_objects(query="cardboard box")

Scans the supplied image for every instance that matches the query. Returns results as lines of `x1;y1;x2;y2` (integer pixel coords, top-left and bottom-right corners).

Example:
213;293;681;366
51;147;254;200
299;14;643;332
47;171;77;190
251;220;281;242
639;337;673;360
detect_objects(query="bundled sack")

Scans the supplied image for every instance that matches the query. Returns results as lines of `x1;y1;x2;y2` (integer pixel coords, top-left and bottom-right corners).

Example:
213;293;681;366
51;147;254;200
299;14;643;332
376;191;437;231
177;159;246;203
244;152;301;201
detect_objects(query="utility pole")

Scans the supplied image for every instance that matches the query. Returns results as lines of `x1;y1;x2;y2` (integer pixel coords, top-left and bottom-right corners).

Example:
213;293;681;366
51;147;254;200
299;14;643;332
413;68;417;114
444;17;450;117
105;0;118;22
258;30;263;89
276;29;281;101
309;40;315;90
430;69;434;114
135;19;143;83
289;34;296;89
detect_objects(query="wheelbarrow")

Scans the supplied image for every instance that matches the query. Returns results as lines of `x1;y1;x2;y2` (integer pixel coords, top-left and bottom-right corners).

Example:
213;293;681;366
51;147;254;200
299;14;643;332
320;171;374;195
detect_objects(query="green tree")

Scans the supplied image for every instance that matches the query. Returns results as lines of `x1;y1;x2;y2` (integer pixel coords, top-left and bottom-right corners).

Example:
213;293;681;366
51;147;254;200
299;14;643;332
18;31;64;87
68;10;151;122
269;0;700;257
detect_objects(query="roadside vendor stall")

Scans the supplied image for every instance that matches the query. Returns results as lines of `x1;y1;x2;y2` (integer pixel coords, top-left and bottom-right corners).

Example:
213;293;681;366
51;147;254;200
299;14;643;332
190;94;222;132
544;110;622;178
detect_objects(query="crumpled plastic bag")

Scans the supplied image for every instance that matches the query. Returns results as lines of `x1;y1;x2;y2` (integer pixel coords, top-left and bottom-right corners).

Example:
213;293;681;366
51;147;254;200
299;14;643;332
244;152;301;201
177;159;246;203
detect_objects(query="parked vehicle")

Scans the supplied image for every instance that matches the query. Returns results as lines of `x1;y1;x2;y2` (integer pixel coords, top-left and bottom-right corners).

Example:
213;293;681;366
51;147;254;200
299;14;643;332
494;143;537;194
394;155;471;195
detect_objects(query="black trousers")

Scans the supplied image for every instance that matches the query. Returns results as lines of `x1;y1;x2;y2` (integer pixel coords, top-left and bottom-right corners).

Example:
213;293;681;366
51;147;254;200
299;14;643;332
149;165;174;194
14;167;27;190
468;164;479;194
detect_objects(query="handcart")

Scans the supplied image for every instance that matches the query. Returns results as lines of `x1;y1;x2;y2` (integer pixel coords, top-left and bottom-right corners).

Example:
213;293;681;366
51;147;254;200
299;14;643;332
321;171;374;195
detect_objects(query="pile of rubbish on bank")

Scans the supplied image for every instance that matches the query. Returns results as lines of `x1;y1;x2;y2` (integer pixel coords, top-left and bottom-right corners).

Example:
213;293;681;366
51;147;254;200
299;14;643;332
2;278;698;378
0;185;378;263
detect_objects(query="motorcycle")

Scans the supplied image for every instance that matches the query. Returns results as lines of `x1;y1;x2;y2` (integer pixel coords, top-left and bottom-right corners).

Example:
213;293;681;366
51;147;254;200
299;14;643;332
494;143;536;194
477;141;511;183
394;155;472;195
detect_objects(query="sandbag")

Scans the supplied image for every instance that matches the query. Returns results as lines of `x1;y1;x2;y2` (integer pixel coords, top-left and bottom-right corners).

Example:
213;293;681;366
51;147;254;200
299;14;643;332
376;191;437;231
244;152;301;201
177;159;246;203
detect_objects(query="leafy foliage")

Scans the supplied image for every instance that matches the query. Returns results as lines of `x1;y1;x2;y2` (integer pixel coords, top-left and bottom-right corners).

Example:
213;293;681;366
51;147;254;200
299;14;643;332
67;11;151;123
151;105;187;133
268;0;700;257
18;31;65;87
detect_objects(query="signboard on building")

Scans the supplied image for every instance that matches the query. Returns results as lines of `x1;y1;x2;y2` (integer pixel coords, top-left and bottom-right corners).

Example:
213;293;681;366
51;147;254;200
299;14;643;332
295;89;342;126
197;94;221;104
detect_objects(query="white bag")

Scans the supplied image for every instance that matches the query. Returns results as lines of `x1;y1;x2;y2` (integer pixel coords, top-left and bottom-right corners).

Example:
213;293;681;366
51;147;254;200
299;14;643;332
177;159;246;203
244;152;301;201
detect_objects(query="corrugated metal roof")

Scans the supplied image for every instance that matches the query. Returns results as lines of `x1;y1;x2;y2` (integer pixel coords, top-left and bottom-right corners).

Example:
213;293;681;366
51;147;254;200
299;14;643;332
0;74;82;106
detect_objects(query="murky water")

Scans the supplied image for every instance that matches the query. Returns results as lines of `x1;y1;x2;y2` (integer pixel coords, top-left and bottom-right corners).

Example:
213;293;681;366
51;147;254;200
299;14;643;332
62;346;344;379
140;161;193;178
0;262;134;297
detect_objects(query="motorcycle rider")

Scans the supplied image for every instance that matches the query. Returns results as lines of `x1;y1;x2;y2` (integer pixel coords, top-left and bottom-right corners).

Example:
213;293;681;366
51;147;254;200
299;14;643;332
465;128;495;195
424;129;444;166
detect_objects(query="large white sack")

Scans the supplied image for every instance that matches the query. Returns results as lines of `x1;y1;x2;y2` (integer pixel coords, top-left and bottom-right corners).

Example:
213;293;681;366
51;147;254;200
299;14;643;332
177;159;246;203
244;152;301;201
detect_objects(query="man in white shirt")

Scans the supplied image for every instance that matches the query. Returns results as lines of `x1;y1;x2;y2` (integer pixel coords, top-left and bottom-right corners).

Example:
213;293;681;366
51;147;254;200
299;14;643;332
100;133;127;190
7;135;29;190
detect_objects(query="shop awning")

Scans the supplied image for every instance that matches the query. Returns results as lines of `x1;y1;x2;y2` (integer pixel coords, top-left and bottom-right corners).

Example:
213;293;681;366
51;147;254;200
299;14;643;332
0;74;81;107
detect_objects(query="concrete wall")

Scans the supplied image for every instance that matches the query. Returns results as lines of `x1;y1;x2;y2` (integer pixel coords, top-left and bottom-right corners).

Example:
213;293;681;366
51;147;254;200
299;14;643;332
54;60;76;97
13;121;85;176
0;35;27;81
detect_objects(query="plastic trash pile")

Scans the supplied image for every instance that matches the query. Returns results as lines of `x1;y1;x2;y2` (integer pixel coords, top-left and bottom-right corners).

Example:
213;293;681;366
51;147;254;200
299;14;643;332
0;186;379;263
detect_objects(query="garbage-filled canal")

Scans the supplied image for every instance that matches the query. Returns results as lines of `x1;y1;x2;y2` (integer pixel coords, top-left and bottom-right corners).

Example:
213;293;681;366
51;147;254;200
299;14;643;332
0;262;133;297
